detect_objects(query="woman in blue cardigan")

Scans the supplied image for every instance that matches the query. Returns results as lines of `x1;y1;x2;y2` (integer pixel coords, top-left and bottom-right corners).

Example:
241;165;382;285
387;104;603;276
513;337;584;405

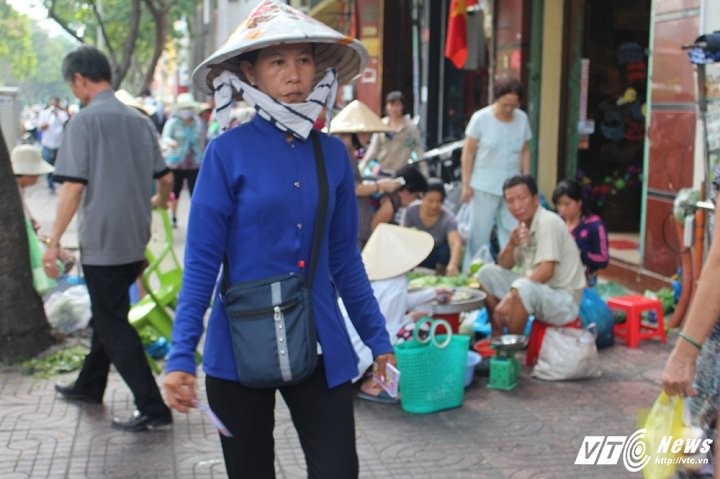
162;2;395;477
552;179;609;286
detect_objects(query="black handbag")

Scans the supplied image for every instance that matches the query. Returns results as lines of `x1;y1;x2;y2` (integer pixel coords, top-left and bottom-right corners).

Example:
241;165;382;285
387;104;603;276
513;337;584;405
221;131;327;388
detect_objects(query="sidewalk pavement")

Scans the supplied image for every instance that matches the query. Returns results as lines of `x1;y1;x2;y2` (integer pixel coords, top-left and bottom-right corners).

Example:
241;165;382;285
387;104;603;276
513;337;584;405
2;181;674;478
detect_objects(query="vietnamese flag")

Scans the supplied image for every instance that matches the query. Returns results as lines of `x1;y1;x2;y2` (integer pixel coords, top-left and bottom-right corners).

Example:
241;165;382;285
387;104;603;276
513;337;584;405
444;0;477;69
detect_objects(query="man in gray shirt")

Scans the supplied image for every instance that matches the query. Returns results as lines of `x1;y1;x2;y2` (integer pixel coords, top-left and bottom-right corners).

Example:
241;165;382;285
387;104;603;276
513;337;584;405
42;45;174;432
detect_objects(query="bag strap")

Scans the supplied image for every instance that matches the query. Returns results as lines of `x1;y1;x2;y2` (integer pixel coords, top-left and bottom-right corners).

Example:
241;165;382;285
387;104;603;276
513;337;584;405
306;130;327;287
222;130;327;291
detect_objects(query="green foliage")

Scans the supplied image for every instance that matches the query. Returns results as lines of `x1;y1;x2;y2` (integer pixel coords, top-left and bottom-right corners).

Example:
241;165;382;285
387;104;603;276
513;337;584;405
0;2;38;81
645;287;677;315
19;25;75;103
21;345;87;378
44;0;197;91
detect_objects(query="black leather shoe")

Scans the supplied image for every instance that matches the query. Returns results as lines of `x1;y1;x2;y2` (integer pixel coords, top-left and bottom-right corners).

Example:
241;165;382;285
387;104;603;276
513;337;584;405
111;410;172;432
54;383;102;404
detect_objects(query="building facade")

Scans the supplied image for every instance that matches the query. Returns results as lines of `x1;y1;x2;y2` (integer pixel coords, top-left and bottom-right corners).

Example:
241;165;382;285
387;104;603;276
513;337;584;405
195;0;718;283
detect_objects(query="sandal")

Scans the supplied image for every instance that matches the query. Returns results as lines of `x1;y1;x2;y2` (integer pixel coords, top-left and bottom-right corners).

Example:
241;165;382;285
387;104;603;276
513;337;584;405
357;389;399;404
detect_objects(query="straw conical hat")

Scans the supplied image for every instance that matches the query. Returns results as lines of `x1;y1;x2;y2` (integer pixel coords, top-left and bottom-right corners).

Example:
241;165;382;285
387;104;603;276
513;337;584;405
329;100;392;134
11;145;54;175
192;0;368;95
115;89;152;115
362;224;434;281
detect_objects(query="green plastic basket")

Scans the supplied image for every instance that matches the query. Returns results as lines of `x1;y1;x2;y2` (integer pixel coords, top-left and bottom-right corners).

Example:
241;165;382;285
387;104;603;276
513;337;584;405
395;318;470;414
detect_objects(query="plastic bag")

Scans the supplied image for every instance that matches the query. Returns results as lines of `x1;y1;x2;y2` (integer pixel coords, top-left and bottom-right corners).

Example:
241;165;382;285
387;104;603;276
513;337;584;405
44;285;92;334
532;325;602;380
579;287;614;348
455;203;471;241
640;391;684;479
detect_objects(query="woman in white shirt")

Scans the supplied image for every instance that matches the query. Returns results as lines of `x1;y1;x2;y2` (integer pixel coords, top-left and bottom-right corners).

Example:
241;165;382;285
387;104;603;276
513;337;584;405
460;77;532;270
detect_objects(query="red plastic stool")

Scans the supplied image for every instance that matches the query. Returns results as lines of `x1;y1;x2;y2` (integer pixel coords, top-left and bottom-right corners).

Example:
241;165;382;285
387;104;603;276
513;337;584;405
525;317;582;366
607;295;666;348
433;312;461;335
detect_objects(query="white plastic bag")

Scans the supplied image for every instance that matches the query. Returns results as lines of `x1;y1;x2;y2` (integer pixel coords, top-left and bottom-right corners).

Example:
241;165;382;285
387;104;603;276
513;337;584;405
532;325;602;380
44;285;92;334
455;203;471;241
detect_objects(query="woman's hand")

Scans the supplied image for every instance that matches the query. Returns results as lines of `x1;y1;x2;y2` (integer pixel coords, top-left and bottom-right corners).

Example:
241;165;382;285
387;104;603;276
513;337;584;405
460;185;473;203
163;371;197;413
445;263;460;277
373;353;396;382
661;343;699;398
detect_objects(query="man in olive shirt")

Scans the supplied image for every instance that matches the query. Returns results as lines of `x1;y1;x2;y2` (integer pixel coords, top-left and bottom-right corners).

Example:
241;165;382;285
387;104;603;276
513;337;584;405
42;46;174;431
477;175;586;337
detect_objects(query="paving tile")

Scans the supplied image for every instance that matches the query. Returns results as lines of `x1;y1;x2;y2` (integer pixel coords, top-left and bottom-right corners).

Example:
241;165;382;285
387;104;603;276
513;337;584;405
0;182;681;477
1;347;674;478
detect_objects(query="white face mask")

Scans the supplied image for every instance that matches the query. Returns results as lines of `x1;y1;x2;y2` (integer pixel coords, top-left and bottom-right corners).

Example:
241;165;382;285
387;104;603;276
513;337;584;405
177;109;194;120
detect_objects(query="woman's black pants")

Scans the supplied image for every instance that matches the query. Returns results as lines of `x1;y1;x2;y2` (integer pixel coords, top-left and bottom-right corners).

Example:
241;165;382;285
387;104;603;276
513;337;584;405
206;359;358;479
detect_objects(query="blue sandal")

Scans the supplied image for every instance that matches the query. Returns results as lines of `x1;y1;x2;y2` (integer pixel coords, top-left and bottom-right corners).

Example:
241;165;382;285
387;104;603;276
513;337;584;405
357;389;399;404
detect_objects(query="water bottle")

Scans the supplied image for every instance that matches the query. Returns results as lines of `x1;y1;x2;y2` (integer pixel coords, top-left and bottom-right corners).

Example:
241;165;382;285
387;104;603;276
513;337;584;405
517;221;529;246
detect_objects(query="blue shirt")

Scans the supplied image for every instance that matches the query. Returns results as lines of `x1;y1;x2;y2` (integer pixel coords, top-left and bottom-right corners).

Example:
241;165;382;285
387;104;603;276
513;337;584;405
166;116;394;388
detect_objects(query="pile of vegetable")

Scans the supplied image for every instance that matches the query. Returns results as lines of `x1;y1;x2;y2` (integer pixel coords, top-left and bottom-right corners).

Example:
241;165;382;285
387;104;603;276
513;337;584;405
21;346;87;378
407;272;477;289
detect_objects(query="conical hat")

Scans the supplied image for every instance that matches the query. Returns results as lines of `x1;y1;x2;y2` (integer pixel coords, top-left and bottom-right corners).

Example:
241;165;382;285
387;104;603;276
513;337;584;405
192;0;368;95
329;100;392;134
362;224;434;281
172;92;204;113
115;89;152;116
11;145;54;175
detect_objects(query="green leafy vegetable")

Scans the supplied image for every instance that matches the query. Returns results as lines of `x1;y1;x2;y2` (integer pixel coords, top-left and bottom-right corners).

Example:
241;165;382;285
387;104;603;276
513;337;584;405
21;346;88;379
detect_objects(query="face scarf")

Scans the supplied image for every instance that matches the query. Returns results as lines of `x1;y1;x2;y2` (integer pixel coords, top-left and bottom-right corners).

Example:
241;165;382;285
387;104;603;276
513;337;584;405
212;67;337;141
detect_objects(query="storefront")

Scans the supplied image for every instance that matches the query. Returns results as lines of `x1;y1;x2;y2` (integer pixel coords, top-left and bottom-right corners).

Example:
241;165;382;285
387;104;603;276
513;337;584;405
558;0;651;235
538;0;700;279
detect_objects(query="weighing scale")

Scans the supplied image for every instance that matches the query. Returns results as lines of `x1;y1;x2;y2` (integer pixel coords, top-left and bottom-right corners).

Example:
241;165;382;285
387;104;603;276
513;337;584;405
487;334;526;391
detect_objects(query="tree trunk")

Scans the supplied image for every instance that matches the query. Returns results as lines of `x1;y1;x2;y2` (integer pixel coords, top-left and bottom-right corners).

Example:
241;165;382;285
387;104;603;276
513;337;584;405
141;0;178;93
112;0;142;89
0;128;55;362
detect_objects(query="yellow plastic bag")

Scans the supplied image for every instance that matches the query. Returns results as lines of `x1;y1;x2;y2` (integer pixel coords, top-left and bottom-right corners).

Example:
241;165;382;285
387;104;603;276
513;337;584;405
639;391;684;479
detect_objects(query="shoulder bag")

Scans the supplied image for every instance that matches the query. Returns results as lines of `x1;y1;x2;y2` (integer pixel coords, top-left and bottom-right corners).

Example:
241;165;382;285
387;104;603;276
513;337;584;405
221;131;327;388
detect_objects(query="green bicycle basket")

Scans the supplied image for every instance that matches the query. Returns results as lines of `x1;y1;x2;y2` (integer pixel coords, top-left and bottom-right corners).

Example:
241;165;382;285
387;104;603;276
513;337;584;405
395;318;469;414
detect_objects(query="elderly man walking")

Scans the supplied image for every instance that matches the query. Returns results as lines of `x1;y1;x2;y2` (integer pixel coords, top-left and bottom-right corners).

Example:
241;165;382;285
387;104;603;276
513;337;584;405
42;45;174;431
477;175;586;337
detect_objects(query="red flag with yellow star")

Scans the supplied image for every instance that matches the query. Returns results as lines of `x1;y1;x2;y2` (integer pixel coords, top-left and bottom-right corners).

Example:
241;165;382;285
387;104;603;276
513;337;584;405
444;0;477;69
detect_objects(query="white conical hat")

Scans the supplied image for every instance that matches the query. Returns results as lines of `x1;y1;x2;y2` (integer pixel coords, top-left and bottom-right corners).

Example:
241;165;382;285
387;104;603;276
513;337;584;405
362;224;434;281
329;100;392;134
192;0;368;95
11;145;54;175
